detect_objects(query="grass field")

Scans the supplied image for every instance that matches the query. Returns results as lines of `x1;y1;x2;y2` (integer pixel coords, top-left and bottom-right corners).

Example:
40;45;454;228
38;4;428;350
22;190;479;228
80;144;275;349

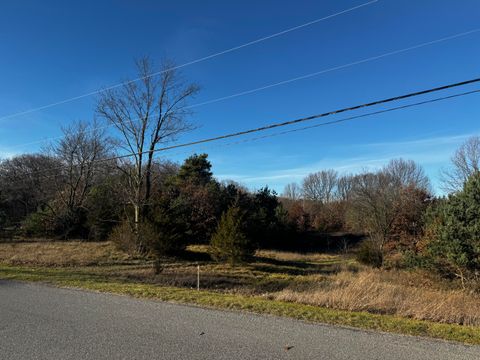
1;240;479;344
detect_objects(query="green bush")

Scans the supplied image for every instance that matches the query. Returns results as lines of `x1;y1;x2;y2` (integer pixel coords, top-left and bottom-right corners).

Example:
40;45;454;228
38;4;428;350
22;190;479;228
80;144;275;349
210;206;254;264
356;239;383;268
402;250;432;270
22;210;56;238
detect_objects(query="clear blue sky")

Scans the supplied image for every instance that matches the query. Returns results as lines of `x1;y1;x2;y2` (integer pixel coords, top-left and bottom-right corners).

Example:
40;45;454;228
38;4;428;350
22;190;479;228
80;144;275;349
1;0;479;194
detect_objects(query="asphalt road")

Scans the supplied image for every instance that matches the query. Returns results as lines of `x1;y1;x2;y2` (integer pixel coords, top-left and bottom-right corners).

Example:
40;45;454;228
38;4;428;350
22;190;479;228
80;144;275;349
1;280;479;360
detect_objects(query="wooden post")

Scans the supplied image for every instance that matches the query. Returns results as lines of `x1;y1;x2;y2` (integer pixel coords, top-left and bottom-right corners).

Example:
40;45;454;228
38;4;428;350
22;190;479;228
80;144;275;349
197;264;200;291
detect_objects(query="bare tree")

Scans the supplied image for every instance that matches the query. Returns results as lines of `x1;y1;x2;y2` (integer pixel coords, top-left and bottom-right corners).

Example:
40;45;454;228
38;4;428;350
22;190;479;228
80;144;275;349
50;120;112;235
336;174;354;201
0;154;61;223
96;57;199;229
282;182;301;200
441;136;480;193
349;171;400;265
384;158;430;191
302;169;338;203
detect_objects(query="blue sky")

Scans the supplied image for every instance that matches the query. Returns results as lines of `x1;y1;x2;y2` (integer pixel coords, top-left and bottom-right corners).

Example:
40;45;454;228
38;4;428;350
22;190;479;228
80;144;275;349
0;0;479;194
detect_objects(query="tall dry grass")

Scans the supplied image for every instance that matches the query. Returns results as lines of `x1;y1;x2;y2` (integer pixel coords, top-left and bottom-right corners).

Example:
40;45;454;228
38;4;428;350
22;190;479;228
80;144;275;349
2;241;479;327
273;269;480;326
0;241;129;266
255;249;340;263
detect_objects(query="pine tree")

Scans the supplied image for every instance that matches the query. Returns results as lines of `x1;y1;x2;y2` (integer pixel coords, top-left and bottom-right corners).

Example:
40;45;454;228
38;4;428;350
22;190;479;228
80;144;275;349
425;172;480;285
210;206;253;264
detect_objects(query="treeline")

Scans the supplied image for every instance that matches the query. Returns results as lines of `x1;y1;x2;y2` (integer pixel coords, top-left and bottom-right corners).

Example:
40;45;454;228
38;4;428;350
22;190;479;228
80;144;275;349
0;141;291;261
1;135;479;285
0;57;479;285
280;136;480;285
281;158;431;250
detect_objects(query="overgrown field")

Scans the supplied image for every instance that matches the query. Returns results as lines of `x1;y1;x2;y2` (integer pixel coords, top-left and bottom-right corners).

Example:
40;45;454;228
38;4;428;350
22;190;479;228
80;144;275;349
1;240;480;343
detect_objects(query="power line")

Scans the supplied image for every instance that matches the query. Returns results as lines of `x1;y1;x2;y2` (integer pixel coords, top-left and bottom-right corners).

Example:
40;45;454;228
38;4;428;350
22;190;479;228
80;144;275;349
3;77;480;184
4;87;480;192
0;0;378;123
208;88;480;147
144;87;480;161
8;26;480;151
110;77;480;160
188;28;480;108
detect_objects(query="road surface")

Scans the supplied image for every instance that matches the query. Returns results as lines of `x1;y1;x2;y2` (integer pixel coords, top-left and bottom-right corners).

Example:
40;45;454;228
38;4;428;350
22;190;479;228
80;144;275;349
1;280;479;359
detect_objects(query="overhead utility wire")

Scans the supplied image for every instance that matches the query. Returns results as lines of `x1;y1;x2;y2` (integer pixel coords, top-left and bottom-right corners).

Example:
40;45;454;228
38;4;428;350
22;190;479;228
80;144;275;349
4;77;480;184
202;88;480;150
8;26;480;150
144;87;480;161
111;77;480;160
0;0;378;122
5;86;480;192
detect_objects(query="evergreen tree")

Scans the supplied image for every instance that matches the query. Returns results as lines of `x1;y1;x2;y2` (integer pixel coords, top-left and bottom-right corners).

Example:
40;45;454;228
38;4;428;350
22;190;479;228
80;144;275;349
210;206;253;264
424;172;480;285
177;153;213;186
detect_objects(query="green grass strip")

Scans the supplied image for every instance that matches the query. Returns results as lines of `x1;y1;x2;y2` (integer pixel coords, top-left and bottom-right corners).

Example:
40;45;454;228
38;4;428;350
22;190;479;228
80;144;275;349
1;264;479;345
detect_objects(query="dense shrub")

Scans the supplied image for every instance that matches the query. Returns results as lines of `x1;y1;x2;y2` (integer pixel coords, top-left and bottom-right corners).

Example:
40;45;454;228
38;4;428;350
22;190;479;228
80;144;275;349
22;210;57;238
401;250;432;270
284;201;311;232
389;186;431;251
108;221;157;255
312;201;347;232
356;238;383;268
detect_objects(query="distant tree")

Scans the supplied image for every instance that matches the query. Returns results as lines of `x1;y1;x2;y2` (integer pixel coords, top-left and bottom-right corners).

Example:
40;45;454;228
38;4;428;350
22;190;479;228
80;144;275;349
390;185;431;251
286;201;311;232
0;192;7;230
0;154;61;225
441;136;480;193
210;206;253;264
302;169;337;203
312;201;347;233
282;182;301;201
384;158;430;191
221;180;248;194
348;160;432;265
336;174;354;201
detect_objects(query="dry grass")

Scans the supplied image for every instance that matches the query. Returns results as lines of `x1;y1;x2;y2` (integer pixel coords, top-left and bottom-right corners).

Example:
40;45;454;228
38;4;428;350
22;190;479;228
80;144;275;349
273;269;480;326
3;265;480;345
1;240;480;329
0;241;130;266
255;249;342;263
